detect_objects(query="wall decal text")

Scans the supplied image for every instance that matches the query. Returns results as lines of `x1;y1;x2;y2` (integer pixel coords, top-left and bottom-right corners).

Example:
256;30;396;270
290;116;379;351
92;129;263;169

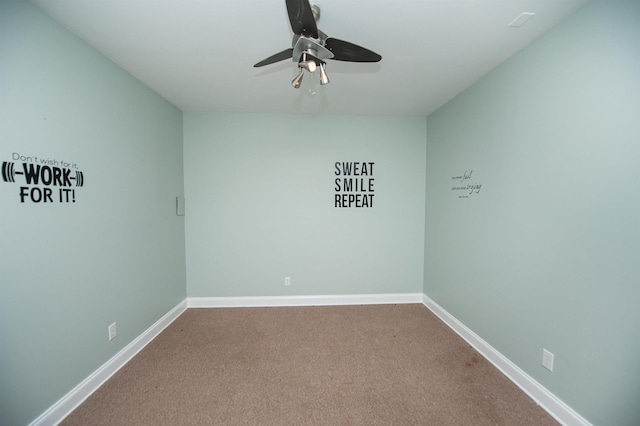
2;152;85;203
451;170;482;199
334;162;375;208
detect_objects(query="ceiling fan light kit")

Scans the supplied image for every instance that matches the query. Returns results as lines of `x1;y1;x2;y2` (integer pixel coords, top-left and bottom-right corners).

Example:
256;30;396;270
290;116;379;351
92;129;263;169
292;67;304;88
254;0;381;89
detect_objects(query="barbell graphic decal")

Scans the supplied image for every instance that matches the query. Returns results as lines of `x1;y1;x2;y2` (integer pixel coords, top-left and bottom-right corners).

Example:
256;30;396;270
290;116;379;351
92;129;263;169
2;161;85;203
2;162;84;187
2;161;16;183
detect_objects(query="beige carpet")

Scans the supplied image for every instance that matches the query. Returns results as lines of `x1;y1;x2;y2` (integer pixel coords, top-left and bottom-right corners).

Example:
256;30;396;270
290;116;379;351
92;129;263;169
62;304;558;425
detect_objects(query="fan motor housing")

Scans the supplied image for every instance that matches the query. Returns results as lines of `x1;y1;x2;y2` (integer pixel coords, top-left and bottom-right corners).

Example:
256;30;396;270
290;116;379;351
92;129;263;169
291;34;334;62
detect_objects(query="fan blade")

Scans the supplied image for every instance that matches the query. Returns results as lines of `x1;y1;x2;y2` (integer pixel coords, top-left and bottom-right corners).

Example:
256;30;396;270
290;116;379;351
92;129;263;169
286;0;318;38
325;38;381;62
254;48;294;67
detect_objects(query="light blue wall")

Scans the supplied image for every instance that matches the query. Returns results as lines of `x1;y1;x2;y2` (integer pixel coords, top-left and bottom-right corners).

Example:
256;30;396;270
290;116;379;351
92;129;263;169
0;1;186;425
184;113;426;297
424;1;640;424
5;0;637;424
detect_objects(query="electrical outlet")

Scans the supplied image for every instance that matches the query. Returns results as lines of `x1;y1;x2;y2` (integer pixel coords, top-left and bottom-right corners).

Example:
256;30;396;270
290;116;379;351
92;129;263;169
108;322;117;341
284;276;291;286
542;349;554;372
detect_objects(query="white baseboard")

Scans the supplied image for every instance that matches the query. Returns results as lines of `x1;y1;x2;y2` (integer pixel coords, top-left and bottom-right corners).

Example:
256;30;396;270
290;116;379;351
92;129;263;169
31;294;589;426
421;294;592;426
30;299;187;426
188;293;423;308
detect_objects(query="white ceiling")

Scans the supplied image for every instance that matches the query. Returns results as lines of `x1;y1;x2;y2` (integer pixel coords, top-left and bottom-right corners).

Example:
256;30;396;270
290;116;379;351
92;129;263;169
31;0;589;116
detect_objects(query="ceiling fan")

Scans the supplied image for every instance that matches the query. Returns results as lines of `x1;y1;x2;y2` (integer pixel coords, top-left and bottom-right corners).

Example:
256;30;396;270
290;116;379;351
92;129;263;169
254;0;382;88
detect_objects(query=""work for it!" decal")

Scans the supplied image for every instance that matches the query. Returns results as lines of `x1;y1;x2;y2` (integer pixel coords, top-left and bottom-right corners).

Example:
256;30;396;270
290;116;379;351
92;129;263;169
2;152;85;204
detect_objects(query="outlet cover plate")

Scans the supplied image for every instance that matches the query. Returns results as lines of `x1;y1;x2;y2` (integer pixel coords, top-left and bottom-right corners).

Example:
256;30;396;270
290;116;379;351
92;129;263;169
108;322;117;341
542;349;554;371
